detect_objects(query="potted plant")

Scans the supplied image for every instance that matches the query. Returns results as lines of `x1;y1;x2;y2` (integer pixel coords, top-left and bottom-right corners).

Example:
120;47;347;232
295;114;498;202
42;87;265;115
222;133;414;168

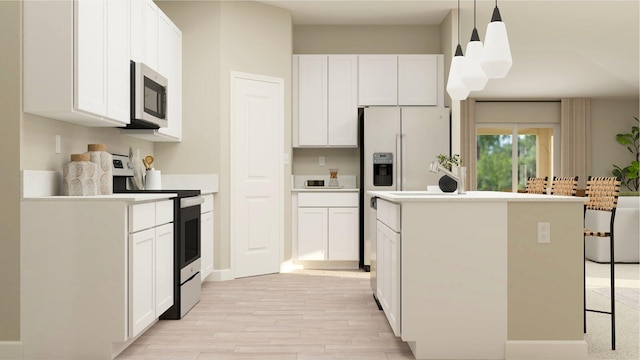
612;116;639;193
435;154;461;192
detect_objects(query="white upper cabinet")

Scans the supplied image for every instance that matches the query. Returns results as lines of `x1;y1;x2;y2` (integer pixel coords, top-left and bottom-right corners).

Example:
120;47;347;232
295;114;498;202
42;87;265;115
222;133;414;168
398;55;439;106
293;55;358;148
295;55;328;146
124;0;183;142
327;55;359;146
157;11;182;140
24;0;130;127
143;0;159;71
358;55;398;106
358;54;444;107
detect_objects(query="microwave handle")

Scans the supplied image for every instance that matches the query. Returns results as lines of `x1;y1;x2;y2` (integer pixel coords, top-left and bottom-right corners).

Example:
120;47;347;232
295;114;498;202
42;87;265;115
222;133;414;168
161;88;167;116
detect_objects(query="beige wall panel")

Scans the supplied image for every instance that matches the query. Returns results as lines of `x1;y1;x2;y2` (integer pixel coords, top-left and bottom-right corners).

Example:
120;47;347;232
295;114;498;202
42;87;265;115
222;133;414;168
155;1;221;175
218;1;292;269
292;148;359;178
507;201;584;340
22;114;153;171
476;101;561;124
293;25;440;54
590;99;639;179
0;0;21;342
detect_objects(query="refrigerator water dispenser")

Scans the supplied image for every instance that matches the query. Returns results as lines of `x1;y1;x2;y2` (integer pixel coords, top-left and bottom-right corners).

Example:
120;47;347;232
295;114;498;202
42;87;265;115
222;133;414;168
373;152;393;186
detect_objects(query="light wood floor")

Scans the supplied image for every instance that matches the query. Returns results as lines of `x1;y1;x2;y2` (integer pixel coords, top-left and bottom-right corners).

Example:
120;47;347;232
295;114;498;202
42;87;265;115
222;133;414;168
116;264;639;360
116;270;414;360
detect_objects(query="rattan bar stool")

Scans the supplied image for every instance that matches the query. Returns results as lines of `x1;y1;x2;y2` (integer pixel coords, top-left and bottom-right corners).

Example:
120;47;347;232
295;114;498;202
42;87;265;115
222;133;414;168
583;176;621;350
526;176;548;194
550;176;579;196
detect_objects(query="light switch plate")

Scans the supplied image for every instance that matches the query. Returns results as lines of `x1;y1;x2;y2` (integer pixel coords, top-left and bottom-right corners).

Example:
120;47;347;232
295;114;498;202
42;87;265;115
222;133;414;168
319;156;325;166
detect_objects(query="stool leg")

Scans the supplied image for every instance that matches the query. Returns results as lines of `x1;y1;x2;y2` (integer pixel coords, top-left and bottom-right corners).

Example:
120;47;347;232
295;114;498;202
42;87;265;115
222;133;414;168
584;235;587;333
610;235;616;350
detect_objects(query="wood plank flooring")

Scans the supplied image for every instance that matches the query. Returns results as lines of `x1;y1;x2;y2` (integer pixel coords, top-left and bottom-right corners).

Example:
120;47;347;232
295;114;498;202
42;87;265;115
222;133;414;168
116;270;414;360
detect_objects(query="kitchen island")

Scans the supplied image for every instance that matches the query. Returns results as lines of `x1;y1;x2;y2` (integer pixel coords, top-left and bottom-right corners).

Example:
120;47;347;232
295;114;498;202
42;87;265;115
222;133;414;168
369;191;586;360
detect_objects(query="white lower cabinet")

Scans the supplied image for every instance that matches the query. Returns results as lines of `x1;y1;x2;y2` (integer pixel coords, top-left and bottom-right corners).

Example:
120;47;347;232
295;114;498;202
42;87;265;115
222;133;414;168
298;207;329;260
376;199;401;336
129;200;174;338
328;207;359;260
296;192;359;262
201;194;215;282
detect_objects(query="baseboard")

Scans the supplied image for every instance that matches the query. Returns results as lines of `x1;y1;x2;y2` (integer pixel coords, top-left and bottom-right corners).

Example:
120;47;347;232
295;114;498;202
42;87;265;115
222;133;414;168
505;340;587;360
0;341;22;360
209;268;234;281
293;260;360;270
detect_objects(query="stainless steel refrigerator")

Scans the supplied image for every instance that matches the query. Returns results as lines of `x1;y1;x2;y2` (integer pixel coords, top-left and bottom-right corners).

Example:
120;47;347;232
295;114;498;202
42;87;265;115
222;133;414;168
359;106;450;295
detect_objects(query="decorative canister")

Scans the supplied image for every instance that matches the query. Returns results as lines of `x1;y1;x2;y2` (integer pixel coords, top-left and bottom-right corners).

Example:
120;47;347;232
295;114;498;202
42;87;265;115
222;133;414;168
86;144;113;195
62;154;98;196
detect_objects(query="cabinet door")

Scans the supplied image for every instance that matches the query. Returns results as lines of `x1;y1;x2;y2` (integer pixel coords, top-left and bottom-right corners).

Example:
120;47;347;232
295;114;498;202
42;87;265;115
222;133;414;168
143;0;158;70
201;211;214;282
328;207;359;260
129;228;155;338
75;0;107;117
358;55;398;106
328;55;358;147
130;0;144;62
157;12;183;140
155;223;174;316
398;55;438;106
297;55;328;146
377;220;401;336
106;0;130;124
298;207;328;260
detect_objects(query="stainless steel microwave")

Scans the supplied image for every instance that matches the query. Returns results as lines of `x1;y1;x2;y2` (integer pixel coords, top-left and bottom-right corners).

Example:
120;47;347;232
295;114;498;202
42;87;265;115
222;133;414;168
127;61;168;129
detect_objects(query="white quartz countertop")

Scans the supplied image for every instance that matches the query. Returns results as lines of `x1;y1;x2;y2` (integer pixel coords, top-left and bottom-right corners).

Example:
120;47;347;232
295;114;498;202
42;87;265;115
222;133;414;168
292;187;359;192
22;193;177;203
369;190;586;203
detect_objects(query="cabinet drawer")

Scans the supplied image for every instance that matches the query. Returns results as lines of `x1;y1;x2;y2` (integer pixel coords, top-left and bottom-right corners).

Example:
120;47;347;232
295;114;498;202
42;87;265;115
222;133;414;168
377;199;400;232
298;192;358;207
201;194;214;213
130;202;156;233
155;200;174;225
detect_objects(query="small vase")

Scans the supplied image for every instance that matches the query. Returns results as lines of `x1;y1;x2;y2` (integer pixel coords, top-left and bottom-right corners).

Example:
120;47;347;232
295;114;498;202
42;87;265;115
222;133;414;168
438;175;457;193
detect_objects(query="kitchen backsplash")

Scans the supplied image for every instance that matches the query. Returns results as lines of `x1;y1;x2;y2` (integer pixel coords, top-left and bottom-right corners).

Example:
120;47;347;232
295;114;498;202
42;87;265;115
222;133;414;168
292;175;357;189
22;170;219;197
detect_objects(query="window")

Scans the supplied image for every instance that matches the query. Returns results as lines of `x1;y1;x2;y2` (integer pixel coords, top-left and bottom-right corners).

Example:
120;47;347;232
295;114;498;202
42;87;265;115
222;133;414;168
476;125;559;192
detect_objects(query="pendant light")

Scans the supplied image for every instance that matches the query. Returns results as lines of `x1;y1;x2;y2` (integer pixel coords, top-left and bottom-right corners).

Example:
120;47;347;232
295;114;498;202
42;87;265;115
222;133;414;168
480;0;512;79
460;0;488;91
446;0;470;101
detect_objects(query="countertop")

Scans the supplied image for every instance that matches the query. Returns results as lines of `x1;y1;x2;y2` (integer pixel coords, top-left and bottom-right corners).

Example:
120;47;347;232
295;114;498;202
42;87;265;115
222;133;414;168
22;193;177;203
292;187;359;193
369;190;586;203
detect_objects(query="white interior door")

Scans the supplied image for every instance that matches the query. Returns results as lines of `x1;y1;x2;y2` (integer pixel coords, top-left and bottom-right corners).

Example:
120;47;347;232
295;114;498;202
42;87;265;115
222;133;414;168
231;72;283;279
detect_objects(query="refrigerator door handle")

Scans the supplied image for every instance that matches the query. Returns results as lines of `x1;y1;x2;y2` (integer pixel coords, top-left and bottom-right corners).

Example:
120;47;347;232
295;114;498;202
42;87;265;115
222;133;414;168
396;133;402;190
401;133;406;190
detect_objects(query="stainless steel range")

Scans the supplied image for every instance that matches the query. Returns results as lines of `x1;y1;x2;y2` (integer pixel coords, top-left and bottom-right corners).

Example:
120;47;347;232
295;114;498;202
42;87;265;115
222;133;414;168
113;154;202;319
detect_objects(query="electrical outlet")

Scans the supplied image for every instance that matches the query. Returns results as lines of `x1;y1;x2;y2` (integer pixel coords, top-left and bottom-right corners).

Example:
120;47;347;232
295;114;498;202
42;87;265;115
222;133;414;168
319;156;325;166
537;222;551;243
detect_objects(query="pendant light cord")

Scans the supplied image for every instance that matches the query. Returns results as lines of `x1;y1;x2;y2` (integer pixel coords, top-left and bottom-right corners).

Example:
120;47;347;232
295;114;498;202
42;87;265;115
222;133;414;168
457;0;460;44
474;0;476;28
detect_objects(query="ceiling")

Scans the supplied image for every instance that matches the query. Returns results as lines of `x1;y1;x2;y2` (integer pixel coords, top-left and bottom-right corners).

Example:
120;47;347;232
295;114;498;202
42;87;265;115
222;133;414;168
257;0;640;100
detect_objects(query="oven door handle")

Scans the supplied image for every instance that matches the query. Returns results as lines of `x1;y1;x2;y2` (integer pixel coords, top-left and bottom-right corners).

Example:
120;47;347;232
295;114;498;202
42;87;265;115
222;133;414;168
180;196;205;208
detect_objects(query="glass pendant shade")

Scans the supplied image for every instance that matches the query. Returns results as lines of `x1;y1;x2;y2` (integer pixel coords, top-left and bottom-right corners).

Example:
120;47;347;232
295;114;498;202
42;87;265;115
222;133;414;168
480;7;512;79
446;45;470;101
460;29;488;91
